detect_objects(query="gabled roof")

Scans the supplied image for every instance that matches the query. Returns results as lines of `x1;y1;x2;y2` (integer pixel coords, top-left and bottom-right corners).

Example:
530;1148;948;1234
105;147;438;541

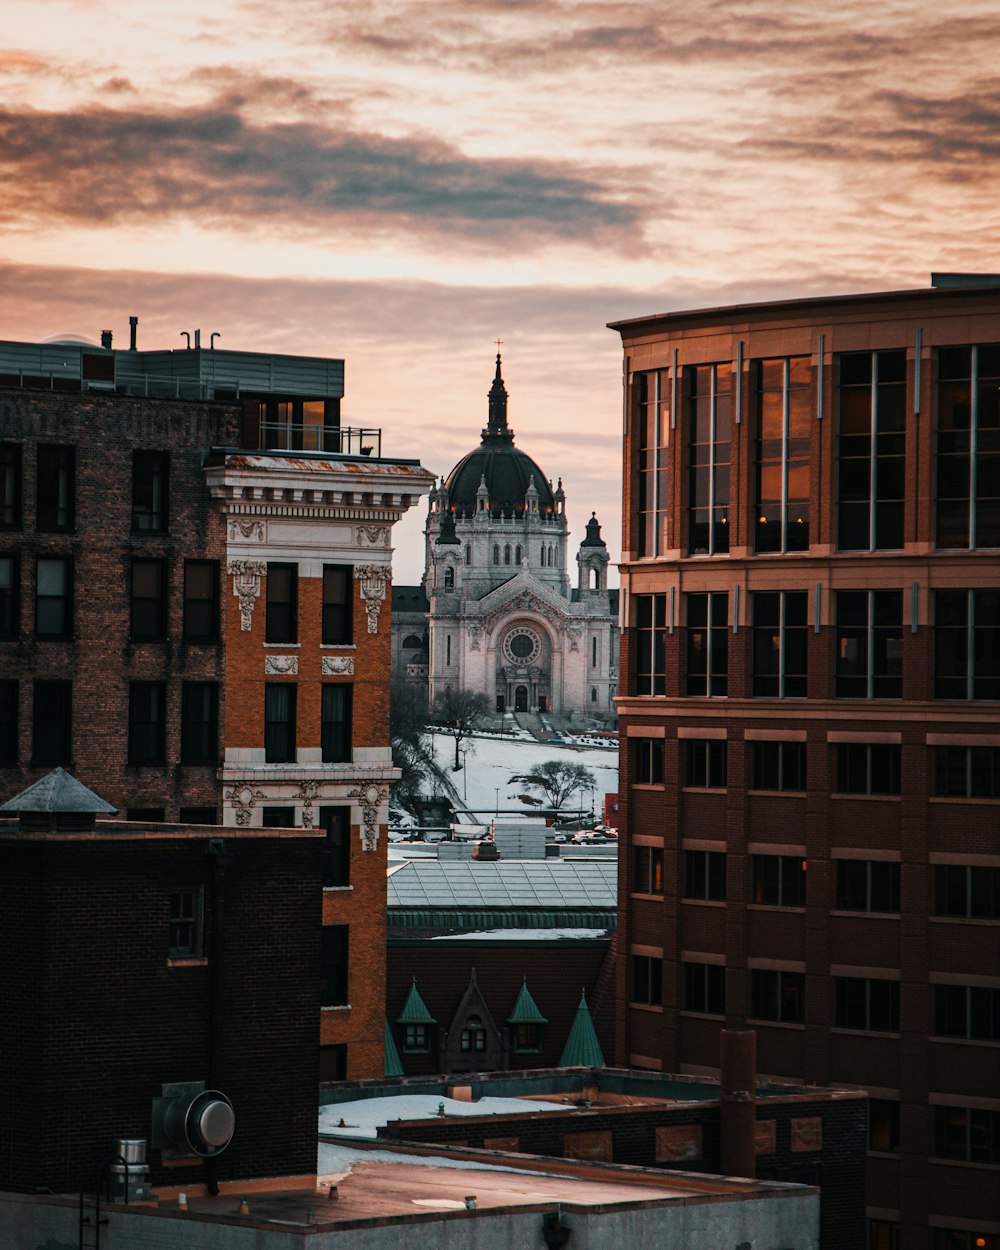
396;978;437;1025
384;1018;404;1078
508;978;548;1025
0;768;117;814
558;991;605;1068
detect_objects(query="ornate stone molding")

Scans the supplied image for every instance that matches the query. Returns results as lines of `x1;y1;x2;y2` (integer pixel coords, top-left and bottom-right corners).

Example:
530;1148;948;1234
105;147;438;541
295;780;321;828
468;623;483;652
322;655;355;676
567;625;583;652
228;560;266;631
354;564;389;635
347;779;388;851
265;655;299;675
480;589;562;639
224;782;266;827
357;524;390;547
228;518;267;543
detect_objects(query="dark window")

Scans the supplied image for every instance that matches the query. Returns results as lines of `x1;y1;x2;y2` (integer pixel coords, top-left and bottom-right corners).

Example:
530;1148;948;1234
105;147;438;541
322;565;352;644
834;977;900;1031
460;1014;487;1052
752;855;806;907
127;807;165;822
634;593;667;695
259;397;341;453
936;343;1000;549
443;565;455;589
632;738;663;784
404;1024;431;1053
631;955;663;1005
837;350;905;551
754;357;812;552
752;591;808;696
0;680;18;764
0;554;19;638
933;1231;999;1250
870;1218;900;1250
686;592;728;695
319;1044;347;1082
750;969;805;1023
35;556;72;637
683;962;725;1014
264;683;296;762
128;681;166;765
835;743;901;794
82;352;115;383
635;369;670;557
934;984;1000;1041
684;739;727;788
633;845;664;895
684;850;726;900
869;1099;901;1153
261;806;295;827
321;925;350;1007
179;806;217;825
36;445;75;530
935;744;1000;796
687;362;732;555
0;445;21;528
836;590;903;698
934;864;1000;918
131;451;169;532
168;888;203;958
512;1023;542;1053
183;561;218;642
130;558;167;640
32;680;71;766
321;684;352;763
321;806;351;888
180;682;218;765
265;563;297;643
835;860;900;912
751;740;806;791
934;589;1000;700
933;1105;1000;1163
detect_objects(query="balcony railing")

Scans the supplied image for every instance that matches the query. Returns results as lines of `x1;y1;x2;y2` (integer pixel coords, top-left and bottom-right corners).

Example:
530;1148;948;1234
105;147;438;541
259;423;382;457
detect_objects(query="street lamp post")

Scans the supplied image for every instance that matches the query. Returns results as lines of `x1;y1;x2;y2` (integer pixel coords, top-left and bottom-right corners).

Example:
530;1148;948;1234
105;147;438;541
494;787;500;817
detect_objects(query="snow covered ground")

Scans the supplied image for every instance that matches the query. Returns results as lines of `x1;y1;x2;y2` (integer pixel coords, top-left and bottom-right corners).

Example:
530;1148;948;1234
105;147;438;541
422;730;618;823
319;1093;566;1141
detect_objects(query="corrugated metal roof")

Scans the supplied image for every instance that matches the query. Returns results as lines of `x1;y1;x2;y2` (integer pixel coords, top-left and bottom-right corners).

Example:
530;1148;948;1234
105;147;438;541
387;859;616;910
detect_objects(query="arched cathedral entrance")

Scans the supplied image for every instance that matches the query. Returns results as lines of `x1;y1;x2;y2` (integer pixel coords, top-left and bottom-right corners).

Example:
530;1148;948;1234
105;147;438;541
496;622;551;714
514;685;528;711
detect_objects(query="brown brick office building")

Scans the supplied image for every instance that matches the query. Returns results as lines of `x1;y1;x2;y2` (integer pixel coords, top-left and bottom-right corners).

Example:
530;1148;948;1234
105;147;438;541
610;279;1000;1250
0;330;434;1080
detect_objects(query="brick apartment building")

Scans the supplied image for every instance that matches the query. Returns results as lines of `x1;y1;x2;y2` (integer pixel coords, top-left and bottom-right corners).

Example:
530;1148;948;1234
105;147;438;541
0;327;434;1080
610;278;1000;1250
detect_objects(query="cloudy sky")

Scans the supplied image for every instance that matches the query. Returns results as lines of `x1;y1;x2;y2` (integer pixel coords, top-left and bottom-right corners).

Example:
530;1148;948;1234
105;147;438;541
4;0;1000;579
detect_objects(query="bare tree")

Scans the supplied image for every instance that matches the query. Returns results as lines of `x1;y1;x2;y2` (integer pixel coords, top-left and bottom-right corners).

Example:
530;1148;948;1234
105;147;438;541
512;760;597;813
390;679;430;808
430;687;491;770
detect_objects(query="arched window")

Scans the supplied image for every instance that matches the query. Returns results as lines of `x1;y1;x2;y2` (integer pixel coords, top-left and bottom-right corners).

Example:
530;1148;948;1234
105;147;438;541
540;545;546;565
504;544;511;565
590;566;599;589
548;545;554;566
591;687;598;702
402;634;423;649
465;545;471;565
493;545;500;564
515;545;522;564
444;566;455;589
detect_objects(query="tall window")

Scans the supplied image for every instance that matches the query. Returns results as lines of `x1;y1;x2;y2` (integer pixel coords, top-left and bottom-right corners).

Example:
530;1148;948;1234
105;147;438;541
934;865;1000;919
180;682;218;764
752;591;807;696
686;592;727;695
835;590;902;698
834;976;900;1031
933;1106;1000;1163
460;1015;487;1052
935;745;1000;797
754;357;811;552
168;888;203;958
687;362;732;555
751;970;805;1023
837;350;906;550
835;743;901;794
684;739;727;788
32;680;71;766
936;344;1000;548
631;738;663;784
751;741;806;791
264;683;296;762
321;806;351;887
684;850;726;900
934;984;1000;1041
183;560;218;642
443;565;455;589
634;593;667;695
265;563;297;643
0;680;18;765
632;955;663;1006
835;860;899;912
0;554;19;638
130;558;167;640
128;681;166;765
321;684;352;763
635;368;670;557
684;962;725;1014
633;845;664;895
934;589;1000;699
0;445;21;529
752;855;806;907
35;557;72;638
321;925;349;1007
322;565;352;644
36;445;75;530
869;1100;901;1153
131;451;169;532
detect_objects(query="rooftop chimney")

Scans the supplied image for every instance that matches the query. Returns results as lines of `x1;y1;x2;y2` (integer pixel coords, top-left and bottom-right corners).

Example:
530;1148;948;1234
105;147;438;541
100;330;113;349
129;316;138;351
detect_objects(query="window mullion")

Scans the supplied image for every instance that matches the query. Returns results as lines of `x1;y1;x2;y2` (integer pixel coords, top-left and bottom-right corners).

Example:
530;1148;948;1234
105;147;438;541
653;371;661;557
869;360;878;552
971;346;979;550
708;367;717;554
781;359;790;553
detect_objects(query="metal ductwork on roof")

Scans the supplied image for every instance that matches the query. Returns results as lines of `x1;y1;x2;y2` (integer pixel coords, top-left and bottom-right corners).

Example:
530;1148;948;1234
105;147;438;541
152;1081;235;1159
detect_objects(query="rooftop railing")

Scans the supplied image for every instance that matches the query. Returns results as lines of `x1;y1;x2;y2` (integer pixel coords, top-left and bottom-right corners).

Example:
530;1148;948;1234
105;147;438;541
259;423;381;457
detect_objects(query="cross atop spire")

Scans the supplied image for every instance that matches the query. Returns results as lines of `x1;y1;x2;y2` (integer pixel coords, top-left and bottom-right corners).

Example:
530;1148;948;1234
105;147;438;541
486;348;511;441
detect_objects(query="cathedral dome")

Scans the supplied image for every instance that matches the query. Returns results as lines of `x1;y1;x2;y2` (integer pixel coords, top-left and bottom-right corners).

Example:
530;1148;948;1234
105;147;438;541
444;355;555;516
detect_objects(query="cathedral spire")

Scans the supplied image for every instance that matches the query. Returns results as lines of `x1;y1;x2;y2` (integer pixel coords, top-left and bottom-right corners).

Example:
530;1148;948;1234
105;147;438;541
485;351;512;440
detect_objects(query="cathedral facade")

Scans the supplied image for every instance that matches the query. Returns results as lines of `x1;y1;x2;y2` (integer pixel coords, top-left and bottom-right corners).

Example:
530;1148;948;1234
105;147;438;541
392;356;618;719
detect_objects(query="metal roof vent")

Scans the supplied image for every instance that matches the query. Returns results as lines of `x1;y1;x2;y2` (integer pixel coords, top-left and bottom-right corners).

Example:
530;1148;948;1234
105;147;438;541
152;1082;235;1159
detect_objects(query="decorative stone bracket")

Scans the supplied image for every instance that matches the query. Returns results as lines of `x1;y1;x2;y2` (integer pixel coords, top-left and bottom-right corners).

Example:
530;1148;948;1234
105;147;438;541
347;779;388;851
228;560;266;631
295;780;321;829
322;655;355;676
354;564;389;635
265;655;299;675
224;782;266;827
